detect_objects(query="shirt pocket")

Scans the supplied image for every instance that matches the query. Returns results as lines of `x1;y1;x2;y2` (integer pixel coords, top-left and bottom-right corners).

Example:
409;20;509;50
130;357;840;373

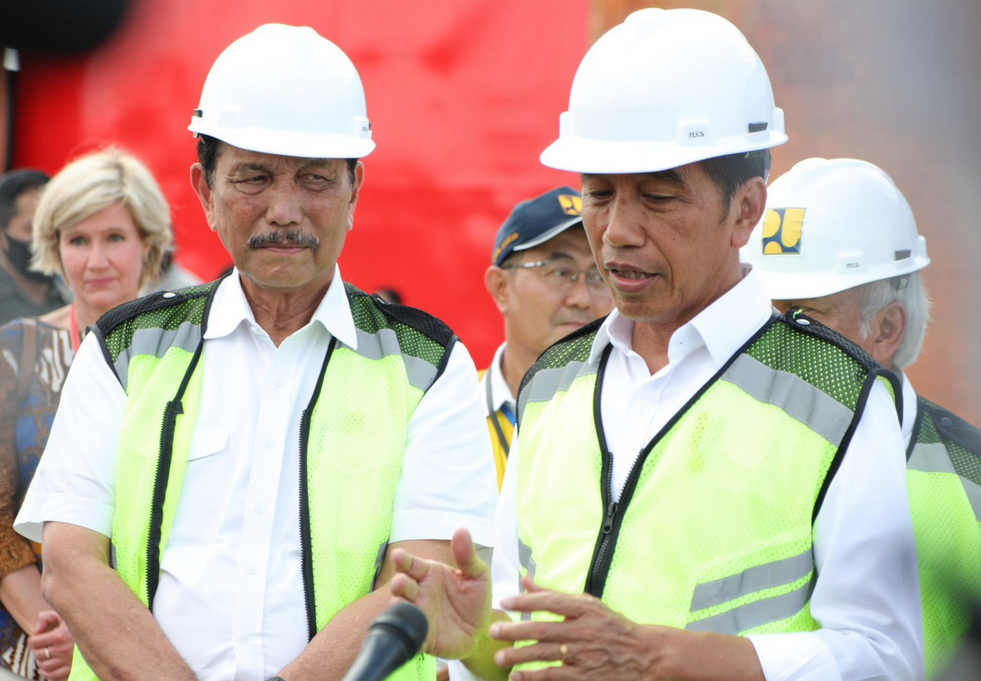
166;426;229;546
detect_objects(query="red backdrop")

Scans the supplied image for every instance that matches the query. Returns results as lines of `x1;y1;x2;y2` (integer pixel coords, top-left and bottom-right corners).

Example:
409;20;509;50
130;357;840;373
10;0;590;368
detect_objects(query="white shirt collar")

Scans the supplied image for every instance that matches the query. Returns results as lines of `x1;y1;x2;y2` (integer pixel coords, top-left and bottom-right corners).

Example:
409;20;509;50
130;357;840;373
897;370;918;448
482;342;516;413
588;266;774;369
204;265;359;349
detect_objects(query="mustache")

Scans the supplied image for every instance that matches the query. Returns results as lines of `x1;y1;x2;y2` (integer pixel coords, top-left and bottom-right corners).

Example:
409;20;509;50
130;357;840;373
248;230;320;250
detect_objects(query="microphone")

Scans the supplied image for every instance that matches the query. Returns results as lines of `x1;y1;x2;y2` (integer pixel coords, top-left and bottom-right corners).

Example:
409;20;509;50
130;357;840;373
340;601;429;681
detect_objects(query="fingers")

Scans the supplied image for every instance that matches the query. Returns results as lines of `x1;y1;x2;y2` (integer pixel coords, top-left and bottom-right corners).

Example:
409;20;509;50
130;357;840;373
34;609;61;634
450;528;486;579
389;573;421;602
494;641;565;668
500;589;591;619
490;619;560;644
391;547;432;582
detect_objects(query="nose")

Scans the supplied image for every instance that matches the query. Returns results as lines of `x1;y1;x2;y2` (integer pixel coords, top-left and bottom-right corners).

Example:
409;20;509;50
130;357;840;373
265;185;303;226
87;241;110;270
563;273;593;309
602;194;646;249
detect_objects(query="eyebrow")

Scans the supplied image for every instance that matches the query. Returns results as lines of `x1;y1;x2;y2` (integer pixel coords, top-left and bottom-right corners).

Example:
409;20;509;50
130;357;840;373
229;159;337;174
581;169;687;187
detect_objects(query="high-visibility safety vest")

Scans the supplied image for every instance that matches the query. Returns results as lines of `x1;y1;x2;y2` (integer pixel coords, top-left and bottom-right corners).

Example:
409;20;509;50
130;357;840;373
67;280;455;681
906;396;981;678
514;311;900;651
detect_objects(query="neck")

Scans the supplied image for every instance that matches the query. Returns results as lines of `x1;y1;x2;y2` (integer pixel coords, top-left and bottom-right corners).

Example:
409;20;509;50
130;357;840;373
72;300;104;338
240;273;331;347
500;342;537;400
630;262;745;375
0;251;50;305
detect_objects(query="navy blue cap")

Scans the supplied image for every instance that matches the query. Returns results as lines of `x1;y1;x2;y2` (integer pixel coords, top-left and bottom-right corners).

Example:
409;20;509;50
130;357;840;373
492;187;583;266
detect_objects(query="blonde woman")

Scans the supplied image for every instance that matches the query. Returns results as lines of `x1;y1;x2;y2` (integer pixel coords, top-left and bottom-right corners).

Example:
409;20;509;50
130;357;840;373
0;148;172;680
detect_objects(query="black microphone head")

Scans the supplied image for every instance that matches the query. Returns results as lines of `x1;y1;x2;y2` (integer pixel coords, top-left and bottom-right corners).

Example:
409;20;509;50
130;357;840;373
372;601;429;659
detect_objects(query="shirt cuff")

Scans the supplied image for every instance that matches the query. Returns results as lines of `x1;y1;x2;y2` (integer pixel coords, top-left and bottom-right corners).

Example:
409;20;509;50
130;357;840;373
746;633;841;681
390;508;495;548
14;493;114;543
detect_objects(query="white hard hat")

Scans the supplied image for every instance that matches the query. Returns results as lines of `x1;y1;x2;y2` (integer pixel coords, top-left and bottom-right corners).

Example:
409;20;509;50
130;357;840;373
744;158;930;300
541;8;787;174
189;24;374;159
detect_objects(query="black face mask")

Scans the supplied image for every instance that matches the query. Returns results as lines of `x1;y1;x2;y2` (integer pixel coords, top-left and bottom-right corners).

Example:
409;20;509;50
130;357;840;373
3;234;54;284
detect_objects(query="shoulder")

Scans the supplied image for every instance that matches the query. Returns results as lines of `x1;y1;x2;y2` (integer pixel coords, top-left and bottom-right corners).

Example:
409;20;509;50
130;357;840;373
519;316;607;398
919;397;981;459
344;282;456;349
96;282;216;335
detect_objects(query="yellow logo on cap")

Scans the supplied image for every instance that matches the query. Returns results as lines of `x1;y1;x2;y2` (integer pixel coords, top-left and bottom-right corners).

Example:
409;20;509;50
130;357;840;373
493;231;520;263
558;194;582;216
762;208;805;255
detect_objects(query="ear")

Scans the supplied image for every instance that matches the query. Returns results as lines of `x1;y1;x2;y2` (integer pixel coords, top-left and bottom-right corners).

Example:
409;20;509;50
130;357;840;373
346;161;366;232
868;301;908;369
730;177;767;249
484;265;510;314
190;163;218;233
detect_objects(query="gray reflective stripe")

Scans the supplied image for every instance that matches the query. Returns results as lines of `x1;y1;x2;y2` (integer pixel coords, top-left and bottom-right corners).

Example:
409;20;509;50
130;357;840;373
685;572;816;635
114;322;202;392
722;354;853;447
518;539;537;621
517;360;598;418
351;327;439;392
690;549;813;612
910;442;981;523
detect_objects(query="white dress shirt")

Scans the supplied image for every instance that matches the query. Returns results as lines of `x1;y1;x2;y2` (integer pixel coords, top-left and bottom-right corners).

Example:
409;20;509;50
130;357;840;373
480;342;516;419
16;268;498;681
899;370;919;450
493;268;924;681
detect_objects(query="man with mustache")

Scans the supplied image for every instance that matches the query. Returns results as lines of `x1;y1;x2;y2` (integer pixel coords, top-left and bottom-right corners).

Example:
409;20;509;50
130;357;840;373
393;9;922;681
0;169;67;326
14;24;497;681
481;187;613;489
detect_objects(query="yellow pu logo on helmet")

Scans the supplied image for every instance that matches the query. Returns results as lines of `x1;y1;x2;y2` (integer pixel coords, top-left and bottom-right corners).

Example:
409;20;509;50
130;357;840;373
762;207;805;255
558;194;582;216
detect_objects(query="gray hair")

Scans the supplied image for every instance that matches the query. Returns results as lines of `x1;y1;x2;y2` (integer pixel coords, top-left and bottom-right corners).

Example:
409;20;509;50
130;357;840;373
857;272;931;370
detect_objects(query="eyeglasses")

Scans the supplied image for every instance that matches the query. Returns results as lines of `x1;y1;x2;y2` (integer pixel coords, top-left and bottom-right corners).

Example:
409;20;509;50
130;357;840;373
501;258;612;297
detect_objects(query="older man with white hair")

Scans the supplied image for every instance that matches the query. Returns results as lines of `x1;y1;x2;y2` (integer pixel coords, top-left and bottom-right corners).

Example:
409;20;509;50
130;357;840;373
743;156;981;679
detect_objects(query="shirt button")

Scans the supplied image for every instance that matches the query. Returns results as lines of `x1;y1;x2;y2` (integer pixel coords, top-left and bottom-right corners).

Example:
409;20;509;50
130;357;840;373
264;441;273;450
241;635;250;644
274;377;285;388
255;502;266;514
249;565;258;575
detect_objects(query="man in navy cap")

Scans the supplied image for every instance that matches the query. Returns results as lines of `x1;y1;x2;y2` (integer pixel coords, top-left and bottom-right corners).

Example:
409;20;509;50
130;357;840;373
481;187;613;489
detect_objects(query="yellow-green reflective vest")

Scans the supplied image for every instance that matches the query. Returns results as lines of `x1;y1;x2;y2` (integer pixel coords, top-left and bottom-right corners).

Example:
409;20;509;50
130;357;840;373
906;396;981;678
514;312;899;665
68;281;454;681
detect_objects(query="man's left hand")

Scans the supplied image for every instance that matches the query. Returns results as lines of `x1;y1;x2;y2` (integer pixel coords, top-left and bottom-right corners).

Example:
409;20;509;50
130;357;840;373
490;577;661;681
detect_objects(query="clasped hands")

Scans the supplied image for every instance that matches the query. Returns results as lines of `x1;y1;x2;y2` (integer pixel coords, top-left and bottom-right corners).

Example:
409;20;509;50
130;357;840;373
390;528;658;681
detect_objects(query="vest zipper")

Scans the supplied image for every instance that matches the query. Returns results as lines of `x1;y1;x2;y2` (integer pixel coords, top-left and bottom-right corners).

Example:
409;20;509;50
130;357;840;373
146;399;182;610
298;405;316;642
581;319;778;598
298;337;338;643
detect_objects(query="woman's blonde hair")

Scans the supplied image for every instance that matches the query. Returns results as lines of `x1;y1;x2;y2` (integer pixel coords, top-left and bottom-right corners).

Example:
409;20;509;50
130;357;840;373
31;147;173;285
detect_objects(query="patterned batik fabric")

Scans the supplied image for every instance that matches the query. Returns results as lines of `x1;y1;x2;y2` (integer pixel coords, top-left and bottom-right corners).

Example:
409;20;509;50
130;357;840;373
0;319;73;679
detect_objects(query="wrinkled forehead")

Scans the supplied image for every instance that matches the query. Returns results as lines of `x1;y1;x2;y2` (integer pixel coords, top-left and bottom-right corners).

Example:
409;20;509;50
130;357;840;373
218;142;341;173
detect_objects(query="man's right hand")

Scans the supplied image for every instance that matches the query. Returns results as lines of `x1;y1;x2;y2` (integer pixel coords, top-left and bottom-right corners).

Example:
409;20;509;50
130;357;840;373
389;528;492;660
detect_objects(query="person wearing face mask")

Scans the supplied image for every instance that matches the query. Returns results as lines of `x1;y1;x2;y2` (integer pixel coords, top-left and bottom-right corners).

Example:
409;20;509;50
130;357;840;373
0;169;68;327
0;148;172;681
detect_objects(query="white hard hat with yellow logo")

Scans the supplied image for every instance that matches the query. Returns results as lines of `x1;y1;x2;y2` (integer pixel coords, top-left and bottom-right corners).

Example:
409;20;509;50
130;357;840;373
189;24;374;159
744;157;930;300
540;8;787;174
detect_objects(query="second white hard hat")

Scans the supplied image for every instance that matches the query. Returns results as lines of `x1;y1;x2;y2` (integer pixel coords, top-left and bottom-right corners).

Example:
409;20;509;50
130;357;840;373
189;24;375;159
743;158;930;300
541;8;787;174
